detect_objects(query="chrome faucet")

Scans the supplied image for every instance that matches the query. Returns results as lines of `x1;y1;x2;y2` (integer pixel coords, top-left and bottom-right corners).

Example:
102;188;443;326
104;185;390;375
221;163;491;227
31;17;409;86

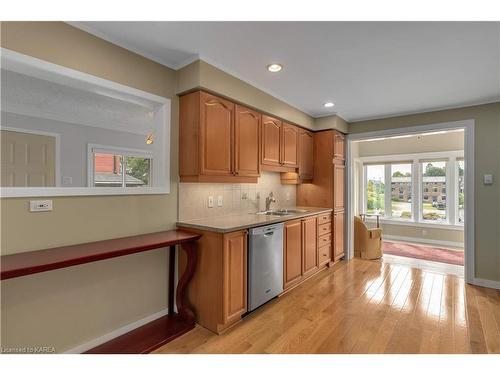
265;192;276;211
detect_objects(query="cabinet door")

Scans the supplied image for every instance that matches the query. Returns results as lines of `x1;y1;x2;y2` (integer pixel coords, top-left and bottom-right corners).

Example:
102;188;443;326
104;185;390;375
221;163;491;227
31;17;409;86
284;219;303;290
333;211;345;260
281;123;298;167
234;105;260;177
334;162;345;211
223;230;248;324
302;216;318;278
333;131;345;160
261;115;282;167
200;92;234;176
298;130;314;180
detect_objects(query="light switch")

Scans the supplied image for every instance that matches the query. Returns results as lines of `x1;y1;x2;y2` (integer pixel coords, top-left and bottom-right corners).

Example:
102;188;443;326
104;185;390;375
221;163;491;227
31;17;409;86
208;196;214;208
484;174;493;185
217;195;223;207
30;200;53;212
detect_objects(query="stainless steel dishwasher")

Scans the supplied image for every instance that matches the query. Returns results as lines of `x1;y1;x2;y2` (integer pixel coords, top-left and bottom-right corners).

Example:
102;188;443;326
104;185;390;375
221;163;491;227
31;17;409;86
248;223;284;311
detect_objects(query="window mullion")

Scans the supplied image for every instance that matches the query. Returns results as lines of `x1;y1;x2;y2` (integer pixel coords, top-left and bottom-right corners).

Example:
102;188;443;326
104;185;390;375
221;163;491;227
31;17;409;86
414;162;421;223
384;164;391;218
448;157;457;225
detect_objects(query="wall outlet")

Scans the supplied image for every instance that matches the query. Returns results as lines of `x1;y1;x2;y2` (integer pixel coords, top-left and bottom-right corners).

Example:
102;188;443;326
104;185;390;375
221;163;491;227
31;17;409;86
30;200;53;212
484;174;493;185
256;192;260;199
217;195;223;207
422;229;428;236
208;196;214;208
241;192;248;200
62;176;73;185
286;192;290;201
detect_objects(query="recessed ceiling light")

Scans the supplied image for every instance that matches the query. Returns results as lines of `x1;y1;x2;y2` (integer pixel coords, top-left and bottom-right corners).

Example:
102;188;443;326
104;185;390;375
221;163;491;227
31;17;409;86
324;102;335;108
267;63;283;72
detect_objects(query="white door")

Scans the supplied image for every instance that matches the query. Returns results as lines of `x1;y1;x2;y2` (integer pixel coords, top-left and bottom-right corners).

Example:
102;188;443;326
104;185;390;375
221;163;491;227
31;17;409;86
1;130;56;187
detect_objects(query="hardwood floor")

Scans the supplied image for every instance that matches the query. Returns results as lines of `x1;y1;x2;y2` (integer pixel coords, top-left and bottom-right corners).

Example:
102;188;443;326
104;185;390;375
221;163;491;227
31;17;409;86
154;258;500;354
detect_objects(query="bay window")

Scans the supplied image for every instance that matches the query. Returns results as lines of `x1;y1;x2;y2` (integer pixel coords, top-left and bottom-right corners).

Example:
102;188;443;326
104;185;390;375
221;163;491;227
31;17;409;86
362;151;463;227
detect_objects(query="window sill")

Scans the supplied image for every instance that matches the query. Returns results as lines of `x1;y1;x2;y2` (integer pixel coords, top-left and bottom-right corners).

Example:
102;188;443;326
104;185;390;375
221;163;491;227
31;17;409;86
364;217;464;231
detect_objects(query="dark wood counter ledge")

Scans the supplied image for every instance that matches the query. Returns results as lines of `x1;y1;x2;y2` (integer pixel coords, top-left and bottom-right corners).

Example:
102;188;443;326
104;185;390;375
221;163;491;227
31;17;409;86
1;230;201;354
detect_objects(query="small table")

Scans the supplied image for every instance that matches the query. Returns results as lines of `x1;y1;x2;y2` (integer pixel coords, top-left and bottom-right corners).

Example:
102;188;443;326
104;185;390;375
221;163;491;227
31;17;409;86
360;213;381;228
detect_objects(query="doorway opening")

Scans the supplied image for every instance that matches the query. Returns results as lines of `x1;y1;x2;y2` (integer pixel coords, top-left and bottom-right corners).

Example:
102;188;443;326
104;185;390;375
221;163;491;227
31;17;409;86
346;120;474;281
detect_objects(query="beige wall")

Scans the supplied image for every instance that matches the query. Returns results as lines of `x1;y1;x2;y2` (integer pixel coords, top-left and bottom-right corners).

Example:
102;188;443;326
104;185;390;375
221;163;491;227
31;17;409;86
350;102;500;282
0;21;179;353
357;130;464;157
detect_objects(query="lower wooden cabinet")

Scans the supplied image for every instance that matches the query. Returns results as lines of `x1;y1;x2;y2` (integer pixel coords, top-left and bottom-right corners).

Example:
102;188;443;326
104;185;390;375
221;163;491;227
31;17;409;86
284;219;303;290
177;227;248;334
333;211;345;261
302;216;319;278
223;230;248;324
283;212;332;292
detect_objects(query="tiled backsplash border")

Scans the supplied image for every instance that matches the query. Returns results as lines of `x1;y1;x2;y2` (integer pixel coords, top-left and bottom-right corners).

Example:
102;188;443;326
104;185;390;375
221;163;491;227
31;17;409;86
178;172;297;221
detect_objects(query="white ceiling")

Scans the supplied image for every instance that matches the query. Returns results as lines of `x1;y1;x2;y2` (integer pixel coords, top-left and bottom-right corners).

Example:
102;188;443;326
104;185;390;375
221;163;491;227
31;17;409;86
71;22;500;122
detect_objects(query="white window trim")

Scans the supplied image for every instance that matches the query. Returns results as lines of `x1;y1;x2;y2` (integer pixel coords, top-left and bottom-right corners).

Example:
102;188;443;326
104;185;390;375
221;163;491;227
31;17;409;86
359;149;464;228
0;48;171;198
87;144;153;188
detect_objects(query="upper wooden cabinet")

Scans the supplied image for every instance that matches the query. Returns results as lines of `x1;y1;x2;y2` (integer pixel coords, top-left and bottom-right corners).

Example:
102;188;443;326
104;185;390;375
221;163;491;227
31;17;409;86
261;115;282;167
200;92;234;176
333;131;345;160
261;116;299;171
281;123;298;168
298;129;314;180
234;105;260;177
179;91;259;182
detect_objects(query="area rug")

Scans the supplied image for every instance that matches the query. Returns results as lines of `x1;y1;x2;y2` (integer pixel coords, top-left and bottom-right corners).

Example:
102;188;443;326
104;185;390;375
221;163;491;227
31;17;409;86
382;240;464;266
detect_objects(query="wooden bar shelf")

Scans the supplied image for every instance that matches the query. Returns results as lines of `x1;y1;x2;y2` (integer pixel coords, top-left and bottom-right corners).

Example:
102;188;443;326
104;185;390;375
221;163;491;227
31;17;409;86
1;230;201;354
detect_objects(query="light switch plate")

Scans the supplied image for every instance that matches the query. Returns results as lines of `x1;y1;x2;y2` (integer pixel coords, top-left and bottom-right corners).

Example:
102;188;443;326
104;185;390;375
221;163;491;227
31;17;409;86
30;200;53;212
217;195;223;207
484;174;493;185
208;196;214;208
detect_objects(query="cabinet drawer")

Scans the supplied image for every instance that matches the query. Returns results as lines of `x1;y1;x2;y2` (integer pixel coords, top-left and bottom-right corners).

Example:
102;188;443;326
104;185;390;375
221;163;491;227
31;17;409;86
318;222;332;236
319;244;332;265
318;213;332;225
318;234;332;248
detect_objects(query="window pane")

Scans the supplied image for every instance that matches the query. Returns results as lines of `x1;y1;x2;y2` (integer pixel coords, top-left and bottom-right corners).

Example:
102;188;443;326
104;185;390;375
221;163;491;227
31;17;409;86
422;161;447;222
93;153;123;187
125;156;151;187
391;164;412;219
458;160;465;223
366;165;385;215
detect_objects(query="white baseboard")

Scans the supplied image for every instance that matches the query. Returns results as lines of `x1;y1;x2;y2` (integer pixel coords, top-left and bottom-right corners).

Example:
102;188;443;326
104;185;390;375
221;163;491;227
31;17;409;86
383;234;463;249
63;308;168;354
470;278;500;290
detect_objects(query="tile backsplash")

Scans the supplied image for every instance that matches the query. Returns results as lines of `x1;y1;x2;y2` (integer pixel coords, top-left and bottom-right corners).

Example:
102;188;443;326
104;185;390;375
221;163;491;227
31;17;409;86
178;172;297;221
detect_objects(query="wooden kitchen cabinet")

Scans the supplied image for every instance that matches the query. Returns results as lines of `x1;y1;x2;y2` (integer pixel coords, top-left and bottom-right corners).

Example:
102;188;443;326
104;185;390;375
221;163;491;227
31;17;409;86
177;227;248;334
223;230;248;324
179;91;258;183
333;211;345;261
284;219;303;290
333;131;345;160
302;216;318;278
298;129;314;180
234;105;260;177
333;161;345;211
281;123;298;168
199;92;234;176
261;115;282;167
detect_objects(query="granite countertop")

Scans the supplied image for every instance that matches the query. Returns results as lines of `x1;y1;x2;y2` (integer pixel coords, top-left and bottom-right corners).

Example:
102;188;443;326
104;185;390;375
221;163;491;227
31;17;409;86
177;207;333;233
